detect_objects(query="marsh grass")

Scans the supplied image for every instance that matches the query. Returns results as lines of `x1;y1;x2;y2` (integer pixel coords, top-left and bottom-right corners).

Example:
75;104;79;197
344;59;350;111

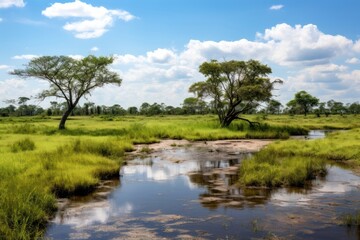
239;128;360;187
342;211;360;227
0;179;56;239
0;114;359;239
0;134;132;238
239;149;327;187
10;138;36;153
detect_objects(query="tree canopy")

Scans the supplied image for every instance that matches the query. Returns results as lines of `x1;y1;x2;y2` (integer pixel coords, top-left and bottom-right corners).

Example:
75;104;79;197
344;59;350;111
190;59;281;127
11;55;122;129
287;91;319;116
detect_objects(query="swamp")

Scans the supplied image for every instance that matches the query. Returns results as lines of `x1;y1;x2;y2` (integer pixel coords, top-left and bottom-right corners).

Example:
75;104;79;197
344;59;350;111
0;115;360;239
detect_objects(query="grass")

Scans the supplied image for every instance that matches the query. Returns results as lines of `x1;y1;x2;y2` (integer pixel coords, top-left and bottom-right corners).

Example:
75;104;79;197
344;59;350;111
239;128;360;187
10;138;36;153
342;211;360;227
0;114;359;239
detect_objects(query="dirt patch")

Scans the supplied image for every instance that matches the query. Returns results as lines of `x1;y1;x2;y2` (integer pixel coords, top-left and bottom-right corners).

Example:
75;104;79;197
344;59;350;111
127;139;271;158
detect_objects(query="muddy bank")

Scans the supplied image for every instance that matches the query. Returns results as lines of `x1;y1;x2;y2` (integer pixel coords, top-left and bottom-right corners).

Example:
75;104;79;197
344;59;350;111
127;139;272;158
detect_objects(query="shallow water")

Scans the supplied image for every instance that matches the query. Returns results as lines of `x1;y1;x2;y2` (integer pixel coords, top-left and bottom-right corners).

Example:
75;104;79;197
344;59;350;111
46;143;360;240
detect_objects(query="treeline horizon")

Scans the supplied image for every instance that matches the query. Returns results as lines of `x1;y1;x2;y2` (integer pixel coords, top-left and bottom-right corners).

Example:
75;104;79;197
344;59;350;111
1;94;360;117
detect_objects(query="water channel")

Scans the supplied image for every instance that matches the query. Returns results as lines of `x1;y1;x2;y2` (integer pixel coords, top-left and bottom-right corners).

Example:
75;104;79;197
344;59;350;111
46;131;360;239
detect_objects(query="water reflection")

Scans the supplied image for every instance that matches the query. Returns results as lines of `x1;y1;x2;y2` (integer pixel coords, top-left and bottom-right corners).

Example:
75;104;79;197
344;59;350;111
46;143;360;240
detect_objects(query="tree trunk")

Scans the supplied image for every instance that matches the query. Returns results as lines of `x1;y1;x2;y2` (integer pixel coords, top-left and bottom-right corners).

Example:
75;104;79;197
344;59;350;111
58;108;73;130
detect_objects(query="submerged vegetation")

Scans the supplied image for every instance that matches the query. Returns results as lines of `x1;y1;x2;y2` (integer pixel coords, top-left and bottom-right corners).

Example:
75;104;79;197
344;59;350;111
342;211;360;227
0;114;360;239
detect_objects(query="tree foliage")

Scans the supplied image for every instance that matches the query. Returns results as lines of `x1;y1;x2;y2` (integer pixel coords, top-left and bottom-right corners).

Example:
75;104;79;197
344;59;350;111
11;55;122;129
190;59;281;127
287;91;319;116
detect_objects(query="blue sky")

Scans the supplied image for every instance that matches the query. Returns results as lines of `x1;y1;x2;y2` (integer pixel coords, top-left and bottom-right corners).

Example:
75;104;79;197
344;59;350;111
1;0;360;108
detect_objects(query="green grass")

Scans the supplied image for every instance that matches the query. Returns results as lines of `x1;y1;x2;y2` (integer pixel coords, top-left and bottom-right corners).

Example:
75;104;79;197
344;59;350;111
239;128;360;187
342;211;360;227
10;138;36;153
0;114;359;239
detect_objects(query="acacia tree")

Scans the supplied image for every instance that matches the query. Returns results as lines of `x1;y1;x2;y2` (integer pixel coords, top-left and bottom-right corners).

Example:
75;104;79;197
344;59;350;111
289;91;319;116
11;55;122;129
190;59;282;127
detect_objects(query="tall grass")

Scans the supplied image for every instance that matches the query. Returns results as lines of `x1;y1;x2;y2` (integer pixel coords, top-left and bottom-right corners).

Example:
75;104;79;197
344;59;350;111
342;211;360;227
0;134;132;238
239;149;327;187
239;128;360;187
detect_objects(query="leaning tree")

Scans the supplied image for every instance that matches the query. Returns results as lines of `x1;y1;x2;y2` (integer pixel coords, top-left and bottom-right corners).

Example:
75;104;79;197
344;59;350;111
190;59;282;127
11;55;122;129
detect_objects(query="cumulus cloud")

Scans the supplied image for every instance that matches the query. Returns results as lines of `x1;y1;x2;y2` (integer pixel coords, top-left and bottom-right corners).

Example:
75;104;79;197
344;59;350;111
270;5;284;10
346;57;360;64
42;0;135;39
12;54;39;60
353;40;360;52
147;48;176;64
0;0;24;8
4;23;359;108
91;46;99;52
259;24;352;66
68;54;84;60
107;23;359;107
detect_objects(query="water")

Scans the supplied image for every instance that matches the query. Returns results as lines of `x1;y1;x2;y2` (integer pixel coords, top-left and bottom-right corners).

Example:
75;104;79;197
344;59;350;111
46;141;360;239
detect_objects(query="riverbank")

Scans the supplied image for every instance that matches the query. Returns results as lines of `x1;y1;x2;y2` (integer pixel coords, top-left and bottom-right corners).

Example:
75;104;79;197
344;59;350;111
239;128;360;187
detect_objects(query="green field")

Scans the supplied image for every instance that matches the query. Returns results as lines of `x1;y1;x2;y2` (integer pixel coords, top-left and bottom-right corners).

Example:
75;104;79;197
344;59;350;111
0;114;359;239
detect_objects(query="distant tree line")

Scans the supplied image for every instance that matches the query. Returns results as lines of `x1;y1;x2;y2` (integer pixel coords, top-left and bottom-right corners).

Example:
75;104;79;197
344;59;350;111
1;94;359;118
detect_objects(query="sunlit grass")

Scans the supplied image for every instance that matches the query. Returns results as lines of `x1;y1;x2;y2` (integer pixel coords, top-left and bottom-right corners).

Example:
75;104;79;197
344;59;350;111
0;114;359;239
239;128;360;187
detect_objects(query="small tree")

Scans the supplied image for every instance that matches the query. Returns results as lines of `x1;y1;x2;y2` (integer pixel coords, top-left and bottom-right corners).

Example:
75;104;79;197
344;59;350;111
190;59;281;127
11;55;122;129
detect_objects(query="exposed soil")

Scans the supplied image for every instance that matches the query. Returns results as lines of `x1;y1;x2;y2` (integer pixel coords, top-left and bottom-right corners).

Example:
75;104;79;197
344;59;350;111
127;139;272;159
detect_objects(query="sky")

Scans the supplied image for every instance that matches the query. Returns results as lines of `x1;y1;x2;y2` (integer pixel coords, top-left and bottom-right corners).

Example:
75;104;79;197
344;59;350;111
0;0;360;109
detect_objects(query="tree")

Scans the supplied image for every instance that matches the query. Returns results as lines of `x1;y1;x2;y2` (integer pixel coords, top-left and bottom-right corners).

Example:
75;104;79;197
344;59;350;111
11;55;122;129
127;106;138;115
266;99;282;114
190;59;281;127
288;91;319;116
348;102;360;114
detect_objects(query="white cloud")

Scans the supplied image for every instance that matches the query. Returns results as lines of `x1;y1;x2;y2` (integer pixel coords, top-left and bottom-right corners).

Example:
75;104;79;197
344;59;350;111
260;24;352;66
337;70;360;82
68;54;84;60
353;40;360;52
270;5;284;10
346;57;360;64
0;18;3;22
0;65;10;70
0;0;25;8
91;47;99;52
3;23;360;108
42;0;135;39
12;54;39;60
146;48;176;64
107;24;359;107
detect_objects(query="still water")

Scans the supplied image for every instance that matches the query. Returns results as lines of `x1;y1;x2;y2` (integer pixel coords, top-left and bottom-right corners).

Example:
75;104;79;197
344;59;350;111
46;136;360;240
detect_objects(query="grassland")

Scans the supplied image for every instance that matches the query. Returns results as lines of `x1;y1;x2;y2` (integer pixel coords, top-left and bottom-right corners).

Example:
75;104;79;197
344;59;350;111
0;114;359;239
